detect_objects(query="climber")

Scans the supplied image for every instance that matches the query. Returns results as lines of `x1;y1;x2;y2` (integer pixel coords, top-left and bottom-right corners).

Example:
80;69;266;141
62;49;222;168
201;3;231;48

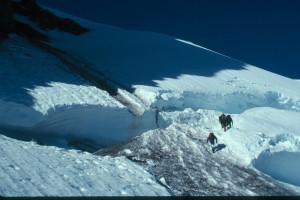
225;115;233;130
207;132;218;153
218;113;226;130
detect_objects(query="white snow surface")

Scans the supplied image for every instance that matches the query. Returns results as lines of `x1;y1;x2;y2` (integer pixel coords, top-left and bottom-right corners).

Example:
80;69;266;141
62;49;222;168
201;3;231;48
0;134;169;196
0;36;155;146
155;107;300;191
158;107;300;165
99;123;299;195
0;35;122;126
42;8;300;114
0;6;300;196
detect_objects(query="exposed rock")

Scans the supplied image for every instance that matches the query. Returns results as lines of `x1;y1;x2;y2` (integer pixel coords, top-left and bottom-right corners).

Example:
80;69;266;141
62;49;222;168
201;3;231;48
0;0;15;39
13;0;89;35
0;0;89;43
14;20;48;41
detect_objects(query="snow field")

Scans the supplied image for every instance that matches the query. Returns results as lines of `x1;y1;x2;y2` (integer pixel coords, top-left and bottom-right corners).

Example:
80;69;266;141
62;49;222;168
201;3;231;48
134;65;300;114
1;6;300;195
0;36;155;147
155;107;300;189
102;123;296;195
0;134;170;196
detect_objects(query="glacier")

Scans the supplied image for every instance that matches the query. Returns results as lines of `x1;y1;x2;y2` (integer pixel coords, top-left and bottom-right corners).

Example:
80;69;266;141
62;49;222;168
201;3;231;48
0;4;300;196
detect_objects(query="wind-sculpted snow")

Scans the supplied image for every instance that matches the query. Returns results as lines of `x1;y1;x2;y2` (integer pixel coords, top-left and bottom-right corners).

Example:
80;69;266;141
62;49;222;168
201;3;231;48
30;8;300;114
31;105;157;149
0;36;122;127
0;134;169;196
97;124;296;195
252;133;300;187
28;82;124;115
134;66;300;114
253;150;300;187
0;36;153;150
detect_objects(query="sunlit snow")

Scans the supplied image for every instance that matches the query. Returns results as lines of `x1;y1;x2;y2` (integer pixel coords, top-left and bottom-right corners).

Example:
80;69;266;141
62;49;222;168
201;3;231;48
0;6;300;196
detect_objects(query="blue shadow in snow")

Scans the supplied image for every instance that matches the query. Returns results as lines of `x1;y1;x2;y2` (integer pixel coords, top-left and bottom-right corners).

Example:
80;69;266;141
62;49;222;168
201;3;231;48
0;37;88;107
213;143;226;153
95;32;246;90
0;104;157;152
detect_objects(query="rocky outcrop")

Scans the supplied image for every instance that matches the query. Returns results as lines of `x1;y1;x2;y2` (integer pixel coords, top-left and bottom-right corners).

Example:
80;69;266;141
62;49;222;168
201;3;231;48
1;0;89;42
13;0;89;35
0;0;15;39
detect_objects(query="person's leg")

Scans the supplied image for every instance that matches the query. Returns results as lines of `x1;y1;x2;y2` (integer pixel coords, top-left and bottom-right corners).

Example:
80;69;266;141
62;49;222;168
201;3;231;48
211;140;215;153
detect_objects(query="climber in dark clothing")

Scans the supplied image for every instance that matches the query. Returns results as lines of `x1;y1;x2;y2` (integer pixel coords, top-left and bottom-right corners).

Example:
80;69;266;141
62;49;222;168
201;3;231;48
207;132;218;153
226;115;233;129
218;113;226;130
219;113;233;132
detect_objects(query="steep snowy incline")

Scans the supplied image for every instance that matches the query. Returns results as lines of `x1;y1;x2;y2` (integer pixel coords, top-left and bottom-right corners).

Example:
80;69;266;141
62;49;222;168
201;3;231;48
40;8;244;88
0;134;170;196
2;5;300;196
0;35;122;127
35;7;300;114
0;35;156;148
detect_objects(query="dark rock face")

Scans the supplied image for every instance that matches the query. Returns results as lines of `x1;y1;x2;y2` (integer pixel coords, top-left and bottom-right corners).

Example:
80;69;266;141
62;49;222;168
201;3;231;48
1;0;88;42
13;0;89;35
0;0;15;39
14;20;49;41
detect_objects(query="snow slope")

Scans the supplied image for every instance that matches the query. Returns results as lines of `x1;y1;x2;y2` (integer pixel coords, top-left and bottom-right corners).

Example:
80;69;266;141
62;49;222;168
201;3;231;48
0;5;300;196
0;35;155;148
0;35;121;127
158;107;300;165
97;124;297;196
161;107;300;189
97;107;300;195
36;8;300;192
40;8;300;114
0;134;169;196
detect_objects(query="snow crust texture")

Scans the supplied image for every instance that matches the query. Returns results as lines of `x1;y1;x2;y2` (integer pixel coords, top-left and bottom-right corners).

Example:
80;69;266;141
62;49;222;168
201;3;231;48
97;116;298;196
0;36;154;147
1;7;300;196
0;134;169;196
